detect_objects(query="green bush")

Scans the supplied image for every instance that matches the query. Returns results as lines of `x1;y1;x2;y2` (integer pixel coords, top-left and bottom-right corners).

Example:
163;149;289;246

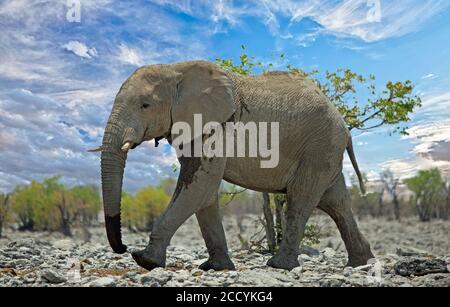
405;168;446;222
122;186;170;231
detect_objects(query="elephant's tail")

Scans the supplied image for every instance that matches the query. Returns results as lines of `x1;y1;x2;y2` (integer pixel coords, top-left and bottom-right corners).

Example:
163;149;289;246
347;137;366;195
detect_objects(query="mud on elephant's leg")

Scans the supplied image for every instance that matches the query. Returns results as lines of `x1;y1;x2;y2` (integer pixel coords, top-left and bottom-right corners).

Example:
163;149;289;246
318;174;375;268
196;195;235;271
132;156;226;271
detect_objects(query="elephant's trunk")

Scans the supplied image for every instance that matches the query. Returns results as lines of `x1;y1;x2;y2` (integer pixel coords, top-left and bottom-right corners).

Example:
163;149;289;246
101;117;128;254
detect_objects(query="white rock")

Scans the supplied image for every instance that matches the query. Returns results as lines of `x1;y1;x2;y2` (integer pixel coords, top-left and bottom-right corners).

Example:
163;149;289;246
291;266;303;279
89;277;116;287
323;248;336;258
52;239;75;251
141;268;172;285
41;270;67;284
396;246;432;257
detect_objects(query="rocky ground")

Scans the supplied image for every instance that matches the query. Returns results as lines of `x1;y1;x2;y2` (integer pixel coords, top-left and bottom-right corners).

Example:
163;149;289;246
0;214;449;287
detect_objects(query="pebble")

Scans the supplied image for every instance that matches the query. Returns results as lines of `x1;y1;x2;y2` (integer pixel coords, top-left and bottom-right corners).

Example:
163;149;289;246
52;239;76;251
291;266;303;279
89;277;117;287
141;268;172;285
41;269;67;284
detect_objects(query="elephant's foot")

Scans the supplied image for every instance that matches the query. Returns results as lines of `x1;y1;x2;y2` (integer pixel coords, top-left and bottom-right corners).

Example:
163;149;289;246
132;249;165;271
267;253;300;271
346;239;375;268
346;251;375;268
199;255;235;271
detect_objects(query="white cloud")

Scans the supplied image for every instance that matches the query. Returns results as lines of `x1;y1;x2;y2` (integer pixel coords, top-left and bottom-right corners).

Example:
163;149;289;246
63;41;98;59
381;120;450;179
421;73;435;80
403;121;450;161
117;44;144;66
151;0;450;43
419;91;450;116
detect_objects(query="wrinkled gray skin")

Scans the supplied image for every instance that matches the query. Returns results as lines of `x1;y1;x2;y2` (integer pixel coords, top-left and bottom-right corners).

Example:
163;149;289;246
98;61;374;271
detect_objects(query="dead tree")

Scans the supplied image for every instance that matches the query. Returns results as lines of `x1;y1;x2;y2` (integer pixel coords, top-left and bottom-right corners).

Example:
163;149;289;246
377;185;385;218
262;193;276;252
443;179;450;220
381;170;401;221
274;194;286;245
56;191;77;237
0;194;10;238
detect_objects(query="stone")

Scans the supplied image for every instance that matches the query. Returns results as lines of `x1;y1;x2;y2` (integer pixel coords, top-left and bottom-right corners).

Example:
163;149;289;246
300;246;321;257
53;239;76;251
141;268;172;285
355;263;374;272
394;258;449;277
41;270;67;284
396;246;433;257
191;269;204;277
7;239;35;249
89;277;117;287
291;266;303;279
343;267;354;277
12;259;29;268
323;248;336;259
320;278;344;287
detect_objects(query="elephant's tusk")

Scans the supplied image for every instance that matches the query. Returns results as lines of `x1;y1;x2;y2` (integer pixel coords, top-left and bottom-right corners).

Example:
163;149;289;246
88;146;103;153
121;142;133;153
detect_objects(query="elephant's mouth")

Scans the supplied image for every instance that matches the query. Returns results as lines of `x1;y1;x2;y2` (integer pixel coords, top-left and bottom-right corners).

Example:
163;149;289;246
121;141;141;153
121;136;164;153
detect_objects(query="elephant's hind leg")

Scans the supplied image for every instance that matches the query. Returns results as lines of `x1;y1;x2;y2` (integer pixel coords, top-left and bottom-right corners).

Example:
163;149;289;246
196;195;235;271
318;173;374;267
267;163;333;270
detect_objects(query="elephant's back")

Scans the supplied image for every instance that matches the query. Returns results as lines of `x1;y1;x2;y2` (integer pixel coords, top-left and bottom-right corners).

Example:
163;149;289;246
230;72;343;131
231;72;332;117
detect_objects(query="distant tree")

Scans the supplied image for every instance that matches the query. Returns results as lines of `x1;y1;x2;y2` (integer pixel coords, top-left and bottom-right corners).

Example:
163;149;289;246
380;169;401;220
349;184;381;218
121;192;136;231
443;178;450;220
0;193;11;238
122;187;170;231
159;177;177;196
12;181;47;231
405;169;445;222
71;185;102;226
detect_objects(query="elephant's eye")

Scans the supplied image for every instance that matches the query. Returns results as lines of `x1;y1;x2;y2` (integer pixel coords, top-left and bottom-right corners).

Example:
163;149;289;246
142;103;150;109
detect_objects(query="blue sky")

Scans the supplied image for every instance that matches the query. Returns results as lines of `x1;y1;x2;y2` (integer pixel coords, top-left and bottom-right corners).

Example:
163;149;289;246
1;0;450;192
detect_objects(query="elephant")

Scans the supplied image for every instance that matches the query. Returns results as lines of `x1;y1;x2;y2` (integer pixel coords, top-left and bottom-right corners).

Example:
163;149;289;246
94;60;374;271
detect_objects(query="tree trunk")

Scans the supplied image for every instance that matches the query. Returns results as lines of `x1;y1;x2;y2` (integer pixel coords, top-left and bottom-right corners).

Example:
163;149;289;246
377;190;384;217
274;196;285;245
262;193;276;253
393;195;401;221
61;220;72;237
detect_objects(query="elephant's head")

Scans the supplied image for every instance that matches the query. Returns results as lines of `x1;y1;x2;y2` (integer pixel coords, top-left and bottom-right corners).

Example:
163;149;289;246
97;61;235;253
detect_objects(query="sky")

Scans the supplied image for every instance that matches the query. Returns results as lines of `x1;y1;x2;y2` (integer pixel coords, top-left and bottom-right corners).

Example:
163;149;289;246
0;0;450;192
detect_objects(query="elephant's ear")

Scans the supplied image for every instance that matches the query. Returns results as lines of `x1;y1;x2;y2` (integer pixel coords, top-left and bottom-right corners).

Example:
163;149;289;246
172;62;235;140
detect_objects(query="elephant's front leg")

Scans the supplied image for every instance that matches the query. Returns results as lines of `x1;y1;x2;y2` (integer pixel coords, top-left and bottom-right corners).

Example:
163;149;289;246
196;195;235;271
132;155;226;271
